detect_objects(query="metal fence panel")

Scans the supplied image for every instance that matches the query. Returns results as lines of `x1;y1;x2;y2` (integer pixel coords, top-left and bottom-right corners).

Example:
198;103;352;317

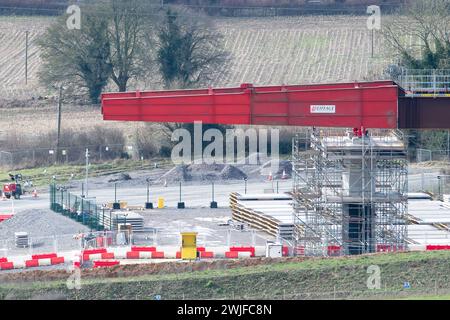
50;184;111;231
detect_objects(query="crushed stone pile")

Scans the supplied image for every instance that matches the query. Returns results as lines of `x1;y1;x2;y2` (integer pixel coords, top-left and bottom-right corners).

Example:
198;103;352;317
245;152;270;165
157;163;248;182
158;164;192;182
220;164;247;180
0;209;88;241
187;163;226;181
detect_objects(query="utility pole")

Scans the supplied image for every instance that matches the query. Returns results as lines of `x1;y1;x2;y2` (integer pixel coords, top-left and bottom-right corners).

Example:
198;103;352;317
85;148;89;198
56;85;63;164
371;29;374;58
25;31;29;84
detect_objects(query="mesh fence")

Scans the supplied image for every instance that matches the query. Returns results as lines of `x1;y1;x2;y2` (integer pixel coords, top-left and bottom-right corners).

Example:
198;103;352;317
50;184;112;232
416;149;450;163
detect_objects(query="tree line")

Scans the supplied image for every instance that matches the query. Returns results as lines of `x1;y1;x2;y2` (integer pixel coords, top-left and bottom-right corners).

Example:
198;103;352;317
382;0;450;154
38;0;230;104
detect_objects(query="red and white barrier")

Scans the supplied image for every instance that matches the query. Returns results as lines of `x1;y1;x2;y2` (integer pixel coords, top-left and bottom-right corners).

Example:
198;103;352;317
0;252;65;270
4;241;450;271
425;245;450;251
126;251;165;259
82;248;108;261
93;260;120;268
0;214;13;223
0;262;14;270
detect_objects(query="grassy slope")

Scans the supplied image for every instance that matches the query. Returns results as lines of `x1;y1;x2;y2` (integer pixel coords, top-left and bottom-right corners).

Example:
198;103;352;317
2;251;450;300
0;159;172;188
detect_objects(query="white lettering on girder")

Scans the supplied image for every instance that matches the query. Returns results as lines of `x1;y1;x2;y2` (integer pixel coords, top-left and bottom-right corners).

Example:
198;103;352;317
310;105;336;114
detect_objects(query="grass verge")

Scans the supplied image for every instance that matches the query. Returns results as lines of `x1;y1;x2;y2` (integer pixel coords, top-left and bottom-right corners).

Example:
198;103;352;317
1;251;450;300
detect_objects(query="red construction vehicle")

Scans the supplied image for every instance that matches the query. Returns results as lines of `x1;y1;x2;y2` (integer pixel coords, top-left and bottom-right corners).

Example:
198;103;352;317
2;183;21;199
2;174;23;200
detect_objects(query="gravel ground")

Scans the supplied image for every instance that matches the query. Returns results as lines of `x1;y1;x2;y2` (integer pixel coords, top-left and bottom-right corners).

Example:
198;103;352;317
63;163;267;190
137;207;272;247
0;209;88;256
0;209;88;241
0;206;272;258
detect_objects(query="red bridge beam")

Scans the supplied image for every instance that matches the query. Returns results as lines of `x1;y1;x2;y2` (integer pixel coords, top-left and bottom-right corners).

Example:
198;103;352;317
398;96;450;129
102;81;401;129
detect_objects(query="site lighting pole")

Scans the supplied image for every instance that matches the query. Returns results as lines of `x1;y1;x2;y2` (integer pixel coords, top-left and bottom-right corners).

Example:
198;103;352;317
244;178;248;194
177;181;185;209
145;179;153;209
85;148;89;198
113;182;120;209
210;181;217;208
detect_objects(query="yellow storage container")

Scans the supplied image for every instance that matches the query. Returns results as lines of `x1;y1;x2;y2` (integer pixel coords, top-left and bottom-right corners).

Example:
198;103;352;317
181;232;197;260
119;201;128;209
157;197;165;209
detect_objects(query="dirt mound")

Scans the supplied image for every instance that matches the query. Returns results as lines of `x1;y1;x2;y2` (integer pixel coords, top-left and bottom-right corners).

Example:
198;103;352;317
158;165;192;182
158;163;247;182
187;163;226;181
246;152;270;165
107;173;132;183
220;165;247;180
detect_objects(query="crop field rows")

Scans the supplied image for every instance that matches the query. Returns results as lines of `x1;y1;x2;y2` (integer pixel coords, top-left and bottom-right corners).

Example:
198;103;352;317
0;17;51;96
0;15;396;100
217;27;387;86
0;16;412;105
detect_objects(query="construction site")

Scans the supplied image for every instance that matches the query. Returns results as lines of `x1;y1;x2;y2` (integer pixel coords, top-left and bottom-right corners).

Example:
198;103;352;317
1;78;450;276
1;0;450;302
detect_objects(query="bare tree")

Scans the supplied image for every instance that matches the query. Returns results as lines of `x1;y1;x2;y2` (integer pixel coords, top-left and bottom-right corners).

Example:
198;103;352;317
383;0;450;69
38;12;112;103
108;0;159;92
156;7;230;89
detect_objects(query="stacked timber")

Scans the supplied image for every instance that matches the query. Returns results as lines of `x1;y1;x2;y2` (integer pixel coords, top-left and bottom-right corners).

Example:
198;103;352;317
230;193;295;240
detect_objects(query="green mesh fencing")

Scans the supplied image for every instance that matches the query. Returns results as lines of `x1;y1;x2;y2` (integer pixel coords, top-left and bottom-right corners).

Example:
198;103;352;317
49;183;112;231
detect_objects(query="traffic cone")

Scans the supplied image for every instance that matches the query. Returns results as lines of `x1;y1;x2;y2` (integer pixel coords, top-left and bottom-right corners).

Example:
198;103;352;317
32;189;38;198
268;172;273;181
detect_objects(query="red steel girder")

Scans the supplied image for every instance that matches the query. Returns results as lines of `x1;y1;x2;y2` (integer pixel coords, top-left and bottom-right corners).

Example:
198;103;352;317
101;81;401;129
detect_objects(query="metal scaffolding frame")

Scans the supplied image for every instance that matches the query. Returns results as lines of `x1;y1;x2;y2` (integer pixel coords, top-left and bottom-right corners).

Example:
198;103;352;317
292;129;408;256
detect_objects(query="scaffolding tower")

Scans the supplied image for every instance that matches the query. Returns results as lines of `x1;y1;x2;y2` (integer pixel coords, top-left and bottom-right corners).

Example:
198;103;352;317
292;128;408;256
